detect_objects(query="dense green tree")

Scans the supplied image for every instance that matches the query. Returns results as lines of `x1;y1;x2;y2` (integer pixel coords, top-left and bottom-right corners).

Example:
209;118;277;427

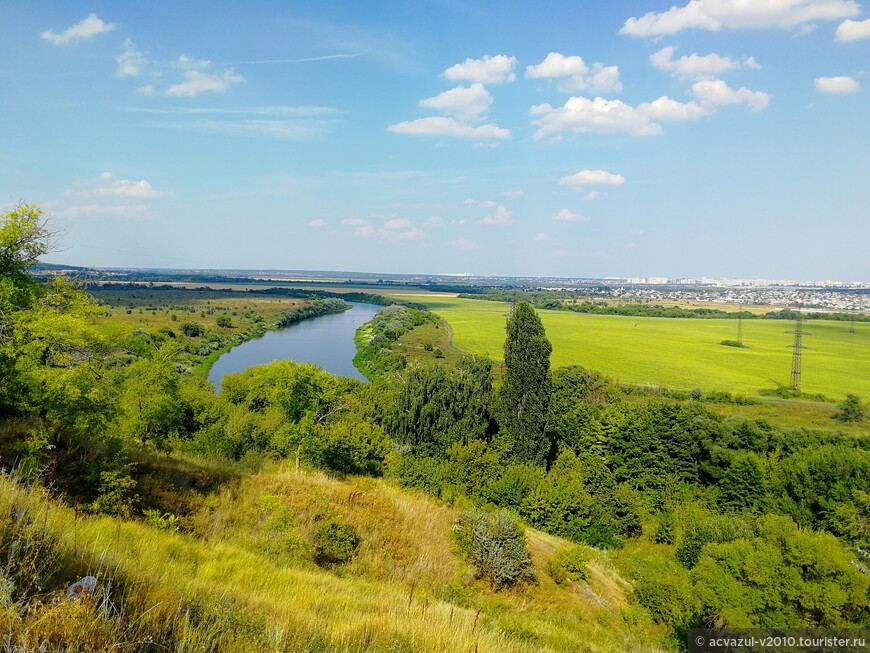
499;301;552;464
719;452;768;512
385;355;496;454
692;515;869;627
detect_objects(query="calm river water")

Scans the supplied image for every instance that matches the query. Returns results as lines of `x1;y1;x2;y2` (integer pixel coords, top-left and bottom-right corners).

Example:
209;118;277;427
207;302;381;391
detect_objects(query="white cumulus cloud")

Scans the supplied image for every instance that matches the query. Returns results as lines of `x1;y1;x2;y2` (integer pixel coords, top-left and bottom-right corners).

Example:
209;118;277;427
443;54;517;84
41;13;114;45
559;170;626;187
419;83;493;122
116;39;147;78
341;218;369;226
638;96;712;121
621;0;860;36
691;79;771;111
387;117;510;139
815;75;860;93
526;53;622;93
308;219;326;227
383;218;412;229
836;17;870;40
552;209;589;222
650;46;744;79
532;97;663;138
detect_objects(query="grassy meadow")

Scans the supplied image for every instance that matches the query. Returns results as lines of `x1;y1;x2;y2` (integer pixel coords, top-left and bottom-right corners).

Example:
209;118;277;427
0;466;666;653
396;295;870;400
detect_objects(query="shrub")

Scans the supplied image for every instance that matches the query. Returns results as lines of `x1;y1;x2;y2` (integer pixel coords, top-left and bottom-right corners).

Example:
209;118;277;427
216;316;232;329
834;394;865;422
454;509;534;589
313;520;359;566
547;545;590;585
180;322;204;337
143;509;180;532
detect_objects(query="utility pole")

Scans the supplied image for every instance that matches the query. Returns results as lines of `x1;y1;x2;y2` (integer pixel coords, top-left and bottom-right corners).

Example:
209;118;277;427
737;303;744;347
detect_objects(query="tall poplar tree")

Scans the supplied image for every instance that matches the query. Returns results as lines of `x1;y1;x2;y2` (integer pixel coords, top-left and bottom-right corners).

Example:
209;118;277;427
500;301;552;464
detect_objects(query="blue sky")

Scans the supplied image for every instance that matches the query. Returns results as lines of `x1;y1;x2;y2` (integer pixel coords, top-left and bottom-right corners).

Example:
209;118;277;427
2;1;868;280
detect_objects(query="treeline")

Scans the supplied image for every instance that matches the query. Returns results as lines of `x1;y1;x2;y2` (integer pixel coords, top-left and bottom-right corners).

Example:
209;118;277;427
459;290;869;322
277;297;348;327
353;304;434;378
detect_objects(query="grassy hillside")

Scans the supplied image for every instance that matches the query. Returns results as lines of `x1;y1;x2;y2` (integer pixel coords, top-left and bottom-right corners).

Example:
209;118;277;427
0;464;667;653
398;295;870;400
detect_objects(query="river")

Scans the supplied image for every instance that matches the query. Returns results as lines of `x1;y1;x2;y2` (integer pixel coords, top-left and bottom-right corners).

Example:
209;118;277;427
207;302;381;391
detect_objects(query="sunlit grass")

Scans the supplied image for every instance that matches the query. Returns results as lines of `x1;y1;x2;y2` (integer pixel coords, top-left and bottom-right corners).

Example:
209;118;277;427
1;469;666;652
396;295;870;400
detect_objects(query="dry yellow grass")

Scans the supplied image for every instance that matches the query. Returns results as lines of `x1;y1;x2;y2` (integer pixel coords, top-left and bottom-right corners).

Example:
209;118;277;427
1;468;668;652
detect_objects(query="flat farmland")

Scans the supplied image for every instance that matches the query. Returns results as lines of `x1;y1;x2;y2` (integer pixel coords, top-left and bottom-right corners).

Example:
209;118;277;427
398;295;870;400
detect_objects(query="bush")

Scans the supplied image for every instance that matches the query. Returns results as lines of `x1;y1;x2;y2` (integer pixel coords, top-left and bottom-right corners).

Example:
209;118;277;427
180;322;204;337
312;520;359;566
216;316;232;329
454;509;534;588
834;394;865;422
546;545;590;585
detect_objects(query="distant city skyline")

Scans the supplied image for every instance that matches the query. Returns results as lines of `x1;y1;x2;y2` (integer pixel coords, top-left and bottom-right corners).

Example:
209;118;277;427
2;1;869;280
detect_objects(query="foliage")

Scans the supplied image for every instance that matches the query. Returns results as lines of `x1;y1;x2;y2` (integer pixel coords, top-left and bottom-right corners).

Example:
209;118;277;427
216;315;232;328
719;452;768;512
180;321;205;337
499;301;552;464
312;520;359;566
520;450;640;548
143;508;181;532
275;298;348;327
546;545;590;584
834;394;865;422
454;509;534;588
692;515;869;627
385;355;496;454
676;513;757;569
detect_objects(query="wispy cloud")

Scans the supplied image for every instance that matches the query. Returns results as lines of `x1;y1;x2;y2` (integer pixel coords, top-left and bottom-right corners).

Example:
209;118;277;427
223;53;363;65
552;208;589;222
388;117;509;139
445;238;479;250
59;172;170;219
41;13;114;45
559;169;626;187
132;105;340;141
165;55;245;97
116;39;147;77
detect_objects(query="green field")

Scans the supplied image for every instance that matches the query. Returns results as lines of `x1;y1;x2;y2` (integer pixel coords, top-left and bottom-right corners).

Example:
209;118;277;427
398;295;870;400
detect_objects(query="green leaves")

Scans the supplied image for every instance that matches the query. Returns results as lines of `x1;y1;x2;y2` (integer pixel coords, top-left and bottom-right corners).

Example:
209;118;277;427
500;301;552;465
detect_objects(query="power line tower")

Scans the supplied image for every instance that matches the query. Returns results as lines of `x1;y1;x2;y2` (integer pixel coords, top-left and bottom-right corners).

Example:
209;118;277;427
849;312;856;334
737;303;744;347
787;306;810;391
